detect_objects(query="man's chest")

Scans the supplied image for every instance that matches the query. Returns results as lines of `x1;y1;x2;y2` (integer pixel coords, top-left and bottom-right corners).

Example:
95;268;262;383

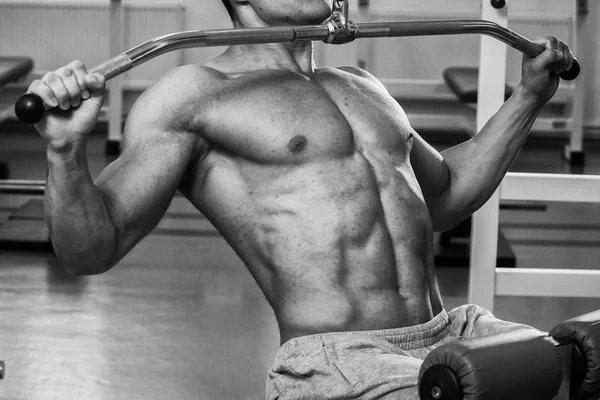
199;69;414;164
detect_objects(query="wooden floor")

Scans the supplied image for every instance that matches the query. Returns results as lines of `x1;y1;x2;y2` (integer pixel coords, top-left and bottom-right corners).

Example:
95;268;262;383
1;128;600;400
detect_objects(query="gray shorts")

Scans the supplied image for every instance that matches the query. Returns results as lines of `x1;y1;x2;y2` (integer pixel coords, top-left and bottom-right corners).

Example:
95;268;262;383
265;304;544;400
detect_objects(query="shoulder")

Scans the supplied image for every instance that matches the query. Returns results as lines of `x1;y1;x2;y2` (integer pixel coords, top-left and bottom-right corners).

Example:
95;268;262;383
335;66;388;91
129;64;225;132
122;64;224;163
336;65;374;79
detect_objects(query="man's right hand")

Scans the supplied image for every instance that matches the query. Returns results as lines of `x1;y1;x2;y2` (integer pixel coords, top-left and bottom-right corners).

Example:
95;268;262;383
27;60;106;152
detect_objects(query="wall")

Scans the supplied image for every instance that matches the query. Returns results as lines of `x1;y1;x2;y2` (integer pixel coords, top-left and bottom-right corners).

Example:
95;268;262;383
0;0;232;68
180;0;233;65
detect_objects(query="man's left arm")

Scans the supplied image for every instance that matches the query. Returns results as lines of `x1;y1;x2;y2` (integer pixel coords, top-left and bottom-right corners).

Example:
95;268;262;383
411;36;574;232
411;89;541;232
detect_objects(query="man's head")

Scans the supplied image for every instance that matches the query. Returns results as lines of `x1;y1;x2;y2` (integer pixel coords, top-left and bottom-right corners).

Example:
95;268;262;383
222;0;334;27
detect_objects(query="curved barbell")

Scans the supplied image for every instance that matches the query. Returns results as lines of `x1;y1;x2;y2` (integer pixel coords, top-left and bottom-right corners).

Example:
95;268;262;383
14;12;580;124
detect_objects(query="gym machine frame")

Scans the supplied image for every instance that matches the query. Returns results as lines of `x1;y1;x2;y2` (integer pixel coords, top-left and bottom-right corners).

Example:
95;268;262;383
467;0;600;312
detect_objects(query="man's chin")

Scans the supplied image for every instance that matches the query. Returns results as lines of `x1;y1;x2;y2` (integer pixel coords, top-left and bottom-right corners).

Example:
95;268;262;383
296;5;334;25
264;2;334;27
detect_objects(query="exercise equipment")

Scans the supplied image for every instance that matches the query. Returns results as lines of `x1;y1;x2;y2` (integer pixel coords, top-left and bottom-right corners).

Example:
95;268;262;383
439;0;581;268
362;0;587;166
2;0;582;259
0;306;597;398
418;309;600;400
440;0;587;166
0;180;51;252
467;0;600;313
0;174;519;264
443;67;514;104
0;56;34;178
3;179;511;264
0;5;595;395
0;57;33;93
14;0;579;124
107;0;126;155
437;65;553;268
0;57;36;384
0;179;45;195
439;64;516;269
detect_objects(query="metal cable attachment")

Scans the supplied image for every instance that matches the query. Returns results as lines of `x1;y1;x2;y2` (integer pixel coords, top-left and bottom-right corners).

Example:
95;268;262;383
323;0;359;44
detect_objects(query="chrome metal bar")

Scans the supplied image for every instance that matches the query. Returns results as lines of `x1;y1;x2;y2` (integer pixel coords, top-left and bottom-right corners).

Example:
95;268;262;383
14;17;580;124
356;20;552;59
94;19;574;79
95;26;330;79
0;180;46;195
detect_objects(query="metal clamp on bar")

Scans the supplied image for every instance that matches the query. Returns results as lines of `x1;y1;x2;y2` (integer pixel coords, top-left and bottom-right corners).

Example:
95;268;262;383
323;0;359;44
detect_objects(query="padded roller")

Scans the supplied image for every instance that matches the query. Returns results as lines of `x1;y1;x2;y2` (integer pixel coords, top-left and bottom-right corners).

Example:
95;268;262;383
418;329;562;400
549;310;600;398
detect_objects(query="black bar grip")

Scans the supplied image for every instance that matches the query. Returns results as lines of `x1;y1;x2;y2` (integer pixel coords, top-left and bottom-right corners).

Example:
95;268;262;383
14;53;134;125
560;59;580;81
14;93;45;124
512;34;581;81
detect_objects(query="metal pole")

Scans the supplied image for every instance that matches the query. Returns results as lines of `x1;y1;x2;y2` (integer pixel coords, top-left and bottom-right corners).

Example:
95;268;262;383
107;0;125;153
15;17;580;124
87;20;579;80
468;1;509;312
565;0;586;164
0;180;45;195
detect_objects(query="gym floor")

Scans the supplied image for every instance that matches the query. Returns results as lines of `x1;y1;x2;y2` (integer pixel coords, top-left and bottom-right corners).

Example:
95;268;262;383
1;126;600;400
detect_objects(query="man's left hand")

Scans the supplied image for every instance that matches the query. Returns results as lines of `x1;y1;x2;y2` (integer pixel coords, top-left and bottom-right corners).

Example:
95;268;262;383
519;36;574;104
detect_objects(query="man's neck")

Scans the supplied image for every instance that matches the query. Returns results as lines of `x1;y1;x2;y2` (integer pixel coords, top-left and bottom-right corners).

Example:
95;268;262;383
221;41;317;76
220;6;332;77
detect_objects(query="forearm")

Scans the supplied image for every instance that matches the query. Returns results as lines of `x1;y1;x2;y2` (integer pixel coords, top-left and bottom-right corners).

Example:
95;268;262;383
45;142;117;274
436;85;543;225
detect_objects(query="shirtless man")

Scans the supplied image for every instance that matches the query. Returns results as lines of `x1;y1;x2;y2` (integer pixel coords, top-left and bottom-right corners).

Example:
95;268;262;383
28;0;574;398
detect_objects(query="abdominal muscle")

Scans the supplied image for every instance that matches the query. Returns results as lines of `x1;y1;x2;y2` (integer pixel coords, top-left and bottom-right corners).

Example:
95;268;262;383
270;233;435;345
261;194;433;344
189;151;438;345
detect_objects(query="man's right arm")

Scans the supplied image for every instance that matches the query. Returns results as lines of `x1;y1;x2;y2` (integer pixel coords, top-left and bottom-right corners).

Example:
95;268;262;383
38;65;205;275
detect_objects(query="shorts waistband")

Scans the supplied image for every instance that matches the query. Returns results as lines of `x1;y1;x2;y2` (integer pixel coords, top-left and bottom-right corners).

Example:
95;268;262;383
281;309;450;351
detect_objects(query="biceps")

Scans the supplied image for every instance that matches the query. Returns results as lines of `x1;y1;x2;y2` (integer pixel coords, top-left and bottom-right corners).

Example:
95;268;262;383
409;132;451;199
94;138;193;256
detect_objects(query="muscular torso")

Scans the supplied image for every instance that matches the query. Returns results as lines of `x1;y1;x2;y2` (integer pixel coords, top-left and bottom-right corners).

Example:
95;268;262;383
177;63;443;344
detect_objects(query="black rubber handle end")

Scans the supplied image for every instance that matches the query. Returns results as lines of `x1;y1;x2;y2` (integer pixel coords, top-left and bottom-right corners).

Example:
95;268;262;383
491;0;506;10
15;93;45;124
560;59;581;81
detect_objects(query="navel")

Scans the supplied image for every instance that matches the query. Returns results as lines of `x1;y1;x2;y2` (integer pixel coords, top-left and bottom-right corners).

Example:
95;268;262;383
287;135;308;155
